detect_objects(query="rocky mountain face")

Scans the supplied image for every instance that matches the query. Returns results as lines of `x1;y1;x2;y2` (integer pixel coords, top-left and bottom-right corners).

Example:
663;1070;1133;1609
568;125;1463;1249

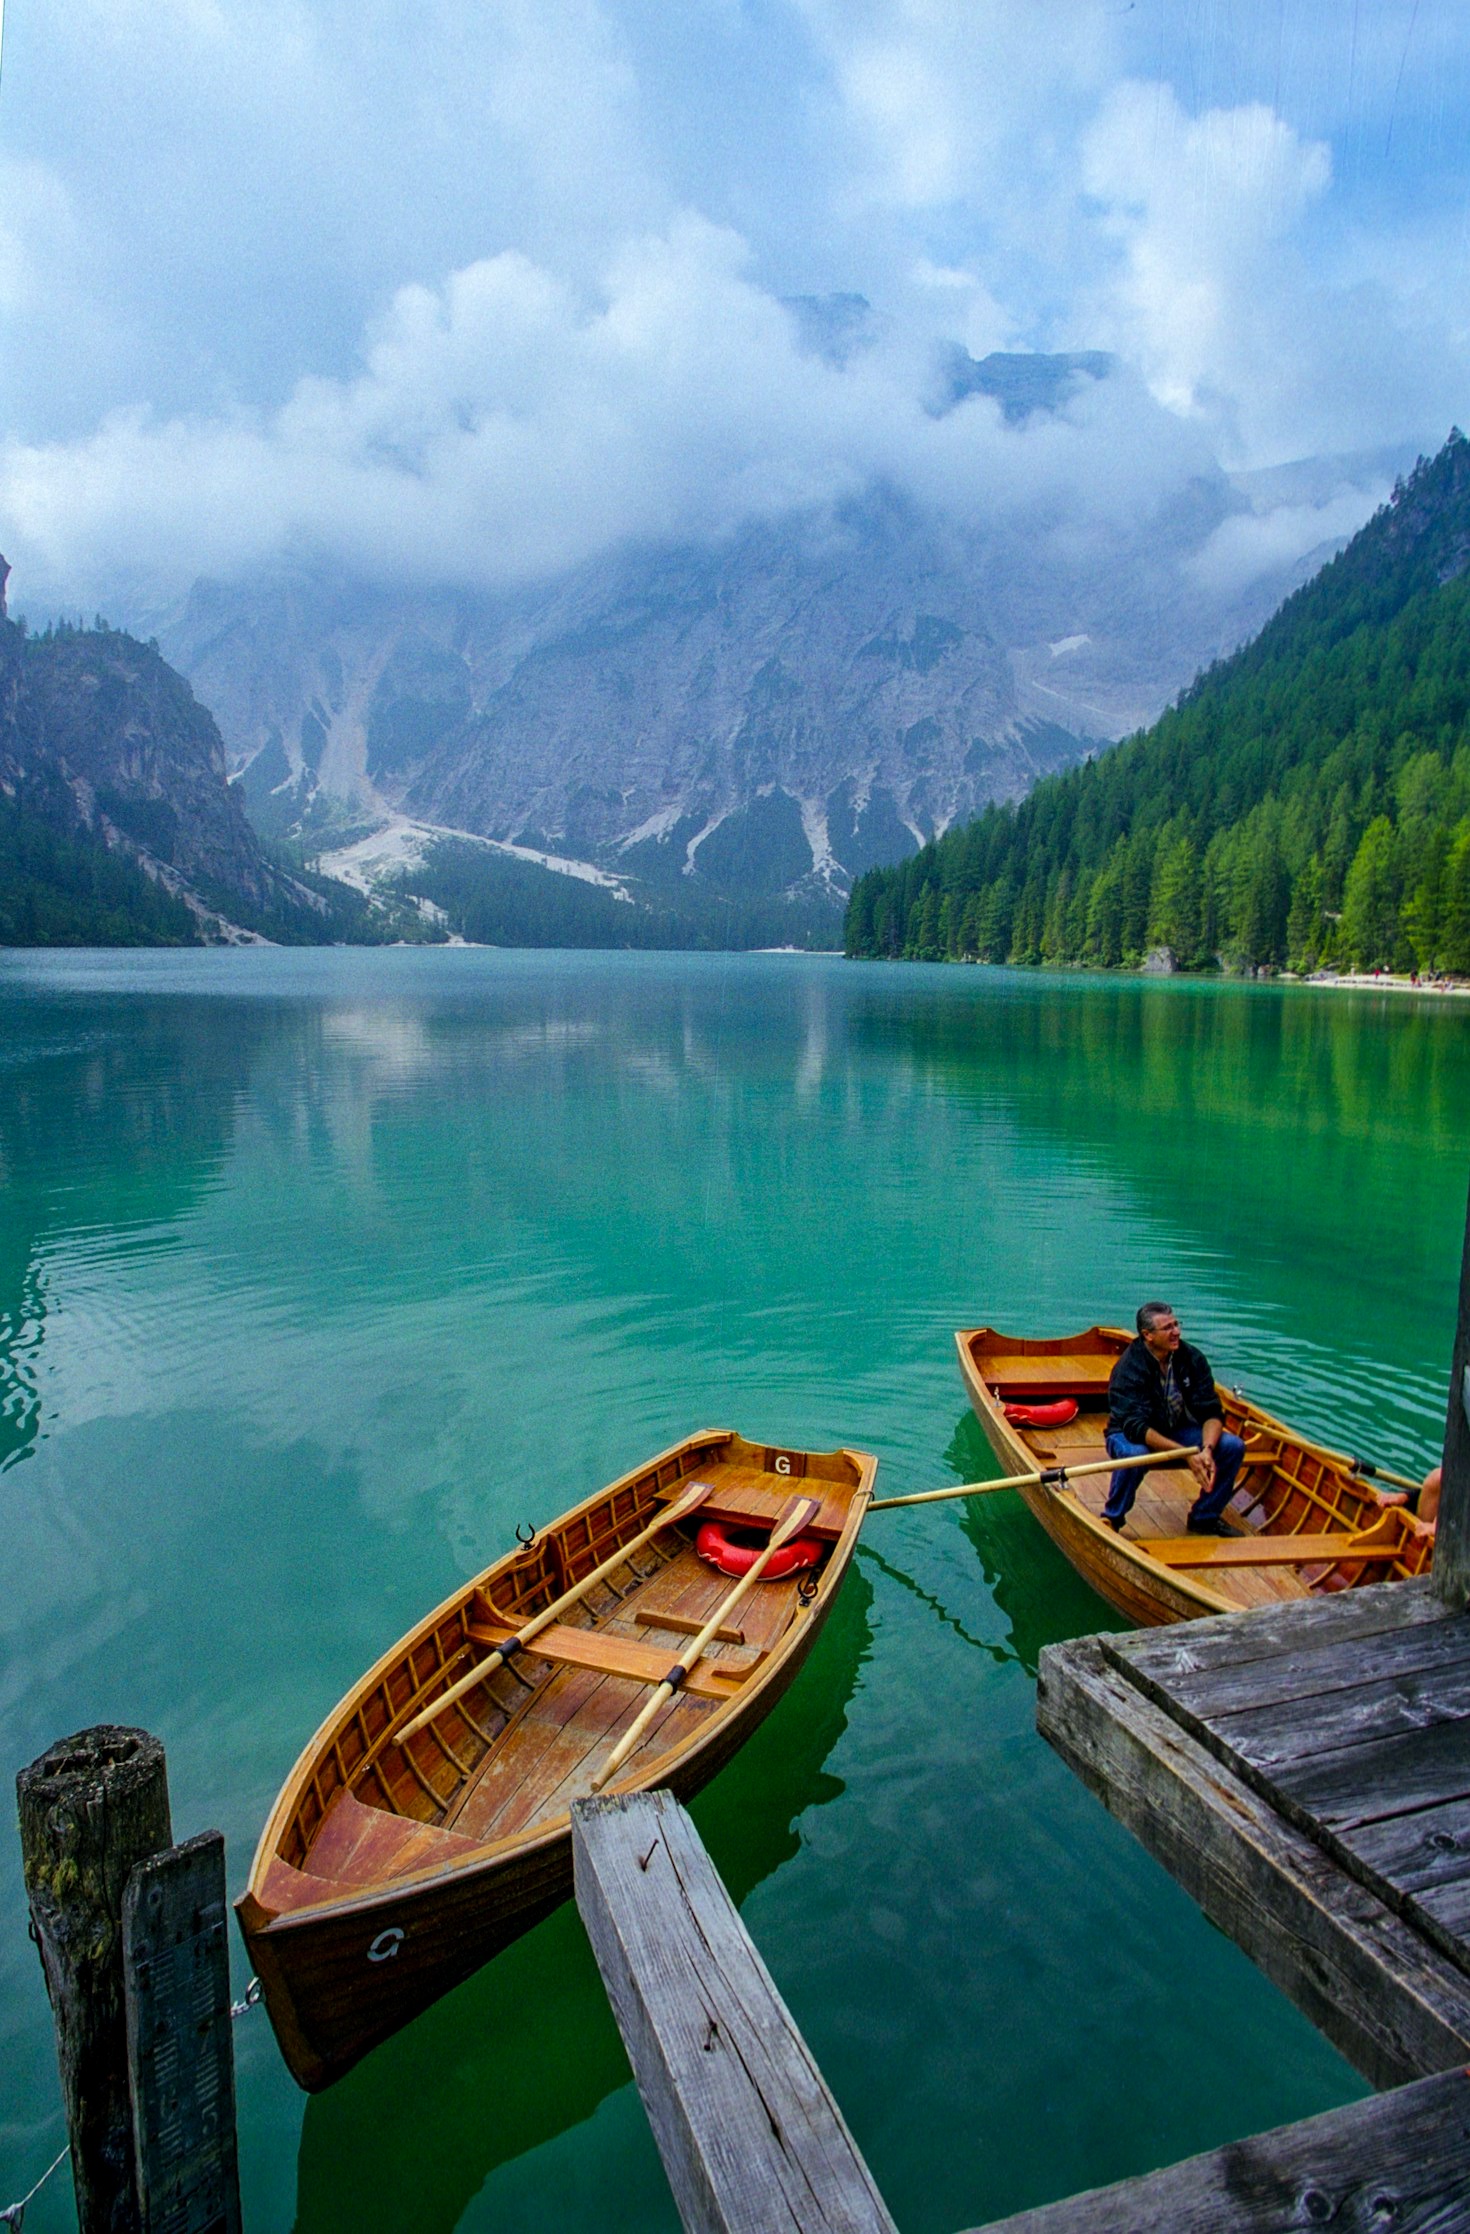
155;369;1400;909
0;559;335;940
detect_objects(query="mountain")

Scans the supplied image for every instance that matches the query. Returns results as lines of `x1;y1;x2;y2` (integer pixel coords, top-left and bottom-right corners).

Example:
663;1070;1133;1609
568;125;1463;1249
844;434;1470;975
154;361;1385;927
0;563;374;945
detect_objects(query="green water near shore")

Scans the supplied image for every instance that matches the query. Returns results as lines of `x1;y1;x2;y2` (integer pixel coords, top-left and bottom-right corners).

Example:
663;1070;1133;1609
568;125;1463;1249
1;949;1464;2233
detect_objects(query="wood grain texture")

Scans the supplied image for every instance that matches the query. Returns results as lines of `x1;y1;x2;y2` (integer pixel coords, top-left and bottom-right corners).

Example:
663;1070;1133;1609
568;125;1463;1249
1099;1598;1470;1981
1434;1175;1470;1608
17;1726;174;2234
965;2068;1470;2233
1111;1577;1443;1685
122;1833;242;2234
572;1791;896;2234
1036;1636;1470;2084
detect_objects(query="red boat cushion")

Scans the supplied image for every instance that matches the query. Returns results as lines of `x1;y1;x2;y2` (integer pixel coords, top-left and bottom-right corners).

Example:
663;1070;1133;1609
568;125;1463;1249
1002;1398;1079;1427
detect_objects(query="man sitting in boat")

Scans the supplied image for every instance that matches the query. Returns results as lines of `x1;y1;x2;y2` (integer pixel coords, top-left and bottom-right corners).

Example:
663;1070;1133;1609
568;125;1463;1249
1103;1303;1246;1535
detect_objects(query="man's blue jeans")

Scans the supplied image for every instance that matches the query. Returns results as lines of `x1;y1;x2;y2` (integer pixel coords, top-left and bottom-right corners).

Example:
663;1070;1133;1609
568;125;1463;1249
1103;1424;1245;1526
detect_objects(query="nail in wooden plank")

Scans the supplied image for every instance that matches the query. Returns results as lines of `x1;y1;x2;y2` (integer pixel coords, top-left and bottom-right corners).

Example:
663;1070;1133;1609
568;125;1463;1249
122;1832;242;2234
572;1790;896;2234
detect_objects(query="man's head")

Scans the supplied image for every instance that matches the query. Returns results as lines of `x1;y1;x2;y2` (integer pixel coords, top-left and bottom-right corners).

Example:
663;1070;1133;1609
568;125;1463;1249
1137;1302;1182;1357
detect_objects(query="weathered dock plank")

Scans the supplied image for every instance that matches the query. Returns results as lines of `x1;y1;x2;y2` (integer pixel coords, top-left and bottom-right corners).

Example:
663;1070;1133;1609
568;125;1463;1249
1109;1576;1444;1692
1093;1586;1470;1990
964;2066;1470;2233
571;1789;896;2234
122;1832;242;2234
1037;1633;1470;2084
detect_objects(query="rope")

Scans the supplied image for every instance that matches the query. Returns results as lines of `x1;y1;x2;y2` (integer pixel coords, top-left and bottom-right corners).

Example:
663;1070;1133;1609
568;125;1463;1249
2;1979;261;2224
2;2143;69;2229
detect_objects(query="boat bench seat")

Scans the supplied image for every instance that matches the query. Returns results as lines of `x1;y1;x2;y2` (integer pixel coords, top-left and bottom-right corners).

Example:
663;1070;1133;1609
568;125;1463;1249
467;1619;758;1700
258;1793;487;1913
984;1355;1116;1402
1138;1531;1407;1570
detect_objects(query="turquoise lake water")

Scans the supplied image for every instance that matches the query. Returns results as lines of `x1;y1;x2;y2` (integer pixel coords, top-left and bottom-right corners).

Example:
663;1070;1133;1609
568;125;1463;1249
2;948;1466;2232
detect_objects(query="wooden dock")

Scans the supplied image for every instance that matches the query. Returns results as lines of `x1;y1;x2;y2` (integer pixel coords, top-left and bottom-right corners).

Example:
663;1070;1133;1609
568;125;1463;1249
568;1196;1470;2228
1038;1580;1470;2084
573;1788;1470;2232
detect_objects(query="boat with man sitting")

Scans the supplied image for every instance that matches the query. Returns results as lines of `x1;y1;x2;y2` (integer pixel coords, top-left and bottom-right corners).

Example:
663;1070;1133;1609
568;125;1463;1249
956;1324;1435;1627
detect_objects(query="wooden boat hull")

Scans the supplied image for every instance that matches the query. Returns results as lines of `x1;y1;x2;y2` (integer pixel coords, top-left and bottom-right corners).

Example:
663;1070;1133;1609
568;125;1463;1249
956;1326;1434;1628
238;1429;874;2089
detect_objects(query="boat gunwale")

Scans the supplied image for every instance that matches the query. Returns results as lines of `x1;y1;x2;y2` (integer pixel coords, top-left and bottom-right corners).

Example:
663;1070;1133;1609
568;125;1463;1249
245;1431;876;1931
954;1323;1430;1622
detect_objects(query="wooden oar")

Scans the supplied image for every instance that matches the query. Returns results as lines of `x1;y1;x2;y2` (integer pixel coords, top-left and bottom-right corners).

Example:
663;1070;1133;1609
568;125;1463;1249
868;1445;1190;1511
1230;1410;1424;1495
590;1494;821;1793
398;1478;716;1742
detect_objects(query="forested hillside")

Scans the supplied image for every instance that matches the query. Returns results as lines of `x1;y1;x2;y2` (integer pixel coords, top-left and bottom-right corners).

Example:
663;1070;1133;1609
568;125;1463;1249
845;435;1470;974
0;580;389;945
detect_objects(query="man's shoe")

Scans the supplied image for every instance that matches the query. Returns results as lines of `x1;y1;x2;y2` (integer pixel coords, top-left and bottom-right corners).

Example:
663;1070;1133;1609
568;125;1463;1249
1106;1515;1127;1532
1186;1516;1232;1535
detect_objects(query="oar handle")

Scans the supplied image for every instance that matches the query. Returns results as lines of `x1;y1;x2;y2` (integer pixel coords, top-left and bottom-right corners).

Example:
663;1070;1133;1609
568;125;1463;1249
869;1444;1186;1511
397;1478;713;1742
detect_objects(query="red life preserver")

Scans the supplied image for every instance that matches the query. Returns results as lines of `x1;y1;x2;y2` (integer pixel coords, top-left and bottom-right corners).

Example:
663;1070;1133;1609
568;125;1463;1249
695;1520;823;1581
1002;1399;1079;1427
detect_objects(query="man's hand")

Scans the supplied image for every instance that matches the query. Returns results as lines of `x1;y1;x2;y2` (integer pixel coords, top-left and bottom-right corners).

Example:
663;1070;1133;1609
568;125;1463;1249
1188;1447;1215;1488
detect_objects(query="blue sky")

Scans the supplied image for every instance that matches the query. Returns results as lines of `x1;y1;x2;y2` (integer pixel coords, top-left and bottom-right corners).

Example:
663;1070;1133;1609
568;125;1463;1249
2;1;1469;604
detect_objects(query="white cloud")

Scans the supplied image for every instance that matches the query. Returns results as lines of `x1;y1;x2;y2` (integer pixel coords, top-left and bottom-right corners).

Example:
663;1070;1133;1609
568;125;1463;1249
1189;485;1388;600
1081;85;1332;435
2;3;1469;607
0;212;1233;605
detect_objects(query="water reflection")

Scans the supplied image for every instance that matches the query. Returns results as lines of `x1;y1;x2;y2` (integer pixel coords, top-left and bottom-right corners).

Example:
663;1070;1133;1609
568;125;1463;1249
0;993;275;1473
291;1569;872;2234
939;1412;1125;1674
1;952;1434;2234
857;1540;1010;1666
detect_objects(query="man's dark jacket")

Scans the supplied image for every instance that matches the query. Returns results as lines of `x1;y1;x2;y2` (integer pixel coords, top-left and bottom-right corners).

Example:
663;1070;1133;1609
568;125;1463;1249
1107;1337;1223;1443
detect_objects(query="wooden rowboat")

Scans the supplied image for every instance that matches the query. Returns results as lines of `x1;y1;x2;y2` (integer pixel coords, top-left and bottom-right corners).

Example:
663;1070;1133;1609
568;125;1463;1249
957;1326;1435;1627
237;1428;875;2090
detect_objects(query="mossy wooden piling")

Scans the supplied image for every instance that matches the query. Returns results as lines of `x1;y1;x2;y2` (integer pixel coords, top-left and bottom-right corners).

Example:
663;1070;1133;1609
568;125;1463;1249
18;1726;173;2233
17;1727;241;2234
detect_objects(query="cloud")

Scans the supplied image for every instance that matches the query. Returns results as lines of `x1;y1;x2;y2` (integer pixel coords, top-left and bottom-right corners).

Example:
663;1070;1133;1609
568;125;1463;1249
1;212;1235;605
1080;85;1332;440
3;3;1470;606
1188;485;1390;601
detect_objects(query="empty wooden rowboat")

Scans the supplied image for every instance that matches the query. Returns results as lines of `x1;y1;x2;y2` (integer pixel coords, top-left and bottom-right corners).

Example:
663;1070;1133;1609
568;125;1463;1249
957;1325;1435;1627
236;1428;875;2089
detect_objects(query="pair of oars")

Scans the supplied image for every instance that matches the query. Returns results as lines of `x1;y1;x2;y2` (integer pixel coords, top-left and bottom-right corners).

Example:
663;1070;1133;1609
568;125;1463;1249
590;1492;822;1792
398;1475;718;1744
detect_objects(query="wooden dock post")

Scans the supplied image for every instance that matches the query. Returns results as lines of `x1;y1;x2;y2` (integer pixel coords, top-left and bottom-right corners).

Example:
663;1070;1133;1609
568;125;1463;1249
123;1833;243;2234
1433;1172;1470;1607
572;1789;897;2234
17;1729;243;2234
18;1726;173;2234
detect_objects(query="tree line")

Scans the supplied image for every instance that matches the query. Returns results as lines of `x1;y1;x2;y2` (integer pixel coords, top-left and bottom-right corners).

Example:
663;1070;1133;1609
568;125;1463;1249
846;435;1470;975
